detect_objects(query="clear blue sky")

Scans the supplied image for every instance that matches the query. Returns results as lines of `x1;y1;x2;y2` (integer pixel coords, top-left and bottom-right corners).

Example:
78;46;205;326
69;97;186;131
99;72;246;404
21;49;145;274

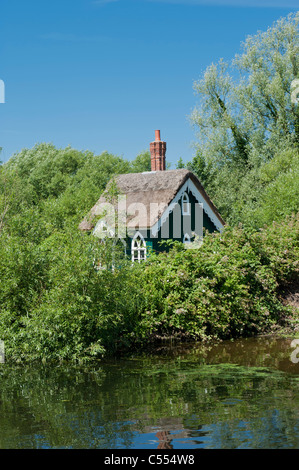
0;0;298;166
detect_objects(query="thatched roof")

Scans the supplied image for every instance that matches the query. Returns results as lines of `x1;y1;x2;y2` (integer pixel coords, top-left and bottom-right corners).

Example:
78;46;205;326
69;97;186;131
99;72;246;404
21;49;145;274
79;169;225;232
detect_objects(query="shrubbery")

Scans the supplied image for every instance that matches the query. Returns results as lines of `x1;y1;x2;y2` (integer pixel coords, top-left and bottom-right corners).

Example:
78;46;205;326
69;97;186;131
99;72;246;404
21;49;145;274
0;145;151;361
131;215;299;346
0;181;298;362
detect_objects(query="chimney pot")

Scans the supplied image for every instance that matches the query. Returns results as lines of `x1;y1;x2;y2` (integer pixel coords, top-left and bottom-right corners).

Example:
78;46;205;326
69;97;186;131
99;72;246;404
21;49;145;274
150;130;166;171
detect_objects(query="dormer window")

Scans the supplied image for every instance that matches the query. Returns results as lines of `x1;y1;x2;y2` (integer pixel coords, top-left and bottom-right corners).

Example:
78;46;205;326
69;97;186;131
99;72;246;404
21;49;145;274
182;192;190;215
131;232;147;263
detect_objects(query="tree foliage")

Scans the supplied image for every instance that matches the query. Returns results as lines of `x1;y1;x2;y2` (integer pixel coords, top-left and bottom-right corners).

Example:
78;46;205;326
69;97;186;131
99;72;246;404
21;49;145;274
0;144;155;361
0;13;299;363
189;12;299;227
0;139;297;362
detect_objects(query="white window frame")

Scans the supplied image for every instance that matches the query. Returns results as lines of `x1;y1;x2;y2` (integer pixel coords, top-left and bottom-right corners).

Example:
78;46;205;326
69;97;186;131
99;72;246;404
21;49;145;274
131;231;147;263
182;192;190;216
93;234;126;272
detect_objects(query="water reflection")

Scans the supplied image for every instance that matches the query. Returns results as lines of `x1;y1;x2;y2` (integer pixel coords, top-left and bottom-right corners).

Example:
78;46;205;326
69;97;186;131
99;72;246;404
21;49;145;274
0;336;299;449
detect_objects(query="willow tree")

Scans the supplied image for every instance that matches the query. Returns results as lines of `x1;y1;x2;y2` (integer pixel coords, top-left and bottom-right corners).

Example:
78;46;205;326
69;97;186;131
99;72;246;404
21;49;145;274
191;12;299;167
189;12;299;225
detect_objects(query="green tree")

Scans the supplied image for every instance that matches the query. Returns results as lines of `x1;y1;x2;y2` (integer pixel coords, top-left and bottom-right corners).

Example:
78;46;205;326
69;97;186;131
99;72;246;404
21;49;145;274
191;12;299;167
176;157;186;169
130;150;151;173
189;12;299;226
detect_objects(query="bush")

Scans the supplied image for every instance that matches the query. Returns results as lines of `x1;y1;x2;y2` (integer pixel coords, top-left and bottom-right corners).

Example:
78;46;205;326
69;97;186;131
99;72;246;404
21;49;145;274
129;214;298;346
0;144;298;362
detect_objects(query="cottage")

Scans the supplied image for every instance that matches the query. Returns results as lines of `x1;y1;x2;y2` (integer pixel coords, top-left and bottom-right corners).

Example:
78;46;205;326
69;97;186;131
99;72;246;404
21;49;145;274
79;131;225;262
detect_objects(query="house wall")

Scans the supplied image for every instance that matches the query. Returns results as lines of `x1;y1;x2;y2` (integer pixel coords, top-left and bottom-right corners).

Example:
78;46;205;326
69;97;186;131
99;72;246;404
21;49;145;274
126;188;219;257
150;188;217;254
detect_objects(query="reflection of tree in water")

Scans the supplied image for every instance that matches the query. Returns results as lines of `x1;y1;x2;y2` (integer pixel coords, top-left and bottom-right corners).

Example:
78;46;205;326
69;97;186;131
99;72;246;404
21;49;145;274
147;336;299;374
0;338;299;448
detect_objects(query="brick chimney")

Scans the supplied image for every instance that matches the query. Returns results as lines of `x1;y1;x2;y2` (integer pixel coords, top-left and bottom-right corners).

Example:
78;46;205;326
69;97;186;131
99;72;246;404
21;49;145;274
150;130;166;171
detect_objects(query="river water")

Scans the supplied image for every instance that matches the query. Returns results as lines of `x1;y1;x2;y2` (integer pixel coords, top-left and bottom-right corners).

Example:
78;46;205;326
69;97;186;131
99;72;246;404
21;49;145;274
1;336;299;449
